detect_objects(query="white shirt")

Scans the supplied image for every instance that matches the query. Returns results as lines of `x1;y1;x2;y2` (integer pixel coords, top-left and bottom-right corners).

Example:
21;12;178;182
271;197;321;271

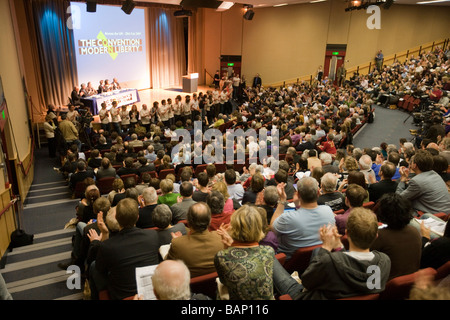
140;108;150;124
110;107;120;123
119;109;130;125
159;104;170;121
99;108;109;124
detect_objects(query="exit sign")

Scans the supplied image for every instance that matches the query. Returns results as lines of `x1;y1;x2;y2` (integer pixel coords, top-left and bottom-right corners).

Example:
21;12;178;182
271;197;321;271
227;63;234;66
332;52;339;55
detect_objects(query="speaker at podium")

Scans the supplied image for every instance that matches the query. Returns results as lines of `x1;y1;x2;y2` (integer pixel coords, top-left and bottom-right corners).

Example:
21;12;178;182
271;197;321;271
182;73;198;93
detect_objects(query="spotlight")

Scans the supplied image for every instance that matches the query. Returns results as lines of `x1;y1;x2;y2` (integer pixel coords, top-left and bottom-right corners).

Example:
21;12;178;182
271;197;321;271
243;4;254;20
86;0;97;13
121;0;136;15
243;9;254;20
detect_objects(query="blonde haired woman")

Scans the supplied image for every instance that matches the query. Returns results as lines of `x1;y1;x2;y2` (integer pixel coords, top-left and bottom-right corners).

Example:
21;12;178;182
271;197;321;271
214;205;275;300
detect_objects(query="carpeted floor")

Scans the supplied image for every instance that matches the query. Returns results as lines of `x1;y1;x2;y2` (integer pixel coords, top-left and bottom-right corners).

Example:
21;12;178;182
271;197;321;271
352;105;417;150
1;146;83;300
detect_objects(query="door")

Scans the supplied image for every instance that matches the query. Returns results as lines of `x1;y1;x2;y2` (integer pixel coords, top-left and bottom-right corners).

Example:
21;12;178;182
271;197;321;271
323;45;347;85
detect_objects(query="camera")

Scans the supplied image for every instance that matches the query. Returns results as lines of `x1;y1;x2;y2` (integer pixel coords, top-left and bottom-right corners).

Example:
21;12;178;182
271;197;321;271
77;108;93;126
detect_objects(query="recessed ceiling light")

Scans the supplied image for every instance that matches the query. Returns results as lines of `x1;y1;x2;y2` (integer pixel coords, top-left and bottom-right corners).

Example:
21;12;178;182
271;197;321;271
310;0;327;3
216;1;234;11
416;0;449;3
273;3;288;7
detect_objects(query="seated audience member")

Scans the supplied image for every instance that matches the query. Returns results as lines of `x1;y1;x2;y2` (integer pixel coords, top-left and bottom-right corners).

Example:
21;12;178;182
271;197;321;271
396;150;450;214
205;164;218;186
192;172;210;202
307;149;322;170
318;133;337;155
170;181;196;224
88;198;160;300
371;193;422;280
116;157;139;177
137;156;155;175
358;154;376;183
69;160;95;190
96;158;117;180
144;145;157;163
95;136;111;151
59;195;111;272
317;173;346;212
88;149;102;169
273;169;295;200
150;260;210;300
214;205;275;300
368;161;398;203
273;207;391;300
242;173;265;205
152;204;187;248
60;153;78;178
157;179;179;206
135;173;151;195
76;185;101;223
270;177;335;260
108;178;124;204
335;184;367;235
320;152;339;174
225;169;245;202
128;133;143;149
111;176;136;207
167;202;224;278
136;187;158;229
212;181;237;213
256;207;279;252
419;218;450;270
206;190;232;231
256;185;279;223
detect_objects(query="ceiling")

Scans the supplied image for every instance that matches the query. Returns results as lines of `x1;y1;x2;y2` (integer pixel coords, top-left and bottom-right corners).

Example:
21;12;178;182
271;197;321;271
137;0;450;8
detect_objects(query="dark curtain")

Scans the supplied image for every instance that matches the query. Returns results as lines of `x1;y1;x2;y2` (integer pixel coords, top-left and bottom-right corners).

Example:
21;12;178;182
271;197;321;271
24;0;78;108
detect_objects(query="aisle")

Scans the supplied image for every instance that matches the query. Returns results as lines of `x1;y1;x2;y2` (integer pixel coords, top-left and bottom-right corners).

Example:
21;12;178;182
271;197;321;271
353;105;417;149
1;147;83;300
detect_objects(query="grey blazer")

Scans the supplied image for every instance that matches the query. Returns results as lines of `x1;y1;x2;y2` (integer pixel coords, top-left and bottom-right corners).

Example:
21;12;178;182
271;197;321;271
396;170;450;214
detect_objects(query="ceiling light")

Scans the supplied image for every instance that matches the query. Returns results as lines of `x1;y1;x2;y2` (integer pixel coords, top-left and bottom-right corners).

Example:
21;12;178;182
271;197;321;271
273;3;288;7
216;1;234;11
416;0;449;3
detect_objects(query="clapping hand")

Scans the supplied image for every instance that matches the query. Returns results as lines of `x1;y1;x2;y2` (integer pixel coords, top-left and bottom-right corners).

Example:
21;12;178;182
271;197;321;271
319;224;342;252
216;223;233;248
87;228;101;242
276;182;287;203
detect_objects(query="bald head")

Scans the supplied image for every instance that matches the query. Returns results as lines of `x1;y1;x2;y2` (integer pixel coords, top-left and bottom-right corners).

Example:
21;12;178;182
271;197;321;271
187;202;211;232
152;260;191;300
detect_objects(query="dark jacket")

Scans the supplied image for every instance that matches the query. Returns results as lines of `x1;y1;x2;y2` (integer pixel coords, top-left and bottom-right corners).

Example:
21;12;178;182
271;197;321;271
298;248;391;300
94;227;160;300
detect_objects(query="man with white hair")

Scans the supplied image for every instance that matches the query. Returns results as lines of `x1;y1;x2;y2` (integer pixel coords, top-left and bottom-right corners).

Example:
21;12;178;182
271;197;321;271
317;173;346;211
150;260;210;300
296;134;315;152
320;152;339;174
136;187;158;228
359;154;376;182
128;133;144;148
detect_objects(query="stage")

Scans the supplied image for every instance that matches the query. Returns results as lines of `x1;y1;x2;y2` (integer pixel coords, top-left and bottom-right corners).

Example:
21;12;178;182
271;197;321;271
87;84;212;125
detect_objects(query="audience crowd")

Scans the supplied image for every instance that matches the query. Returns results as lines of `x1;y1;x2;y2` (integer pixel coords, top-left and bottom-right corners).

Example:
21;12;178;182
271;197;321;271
47;47;450;300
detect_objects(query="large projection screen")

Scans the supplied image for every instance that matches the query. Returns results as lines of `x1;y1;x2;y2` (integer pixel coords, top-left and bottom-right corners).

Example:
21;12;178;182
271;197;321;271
69;2;150;90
